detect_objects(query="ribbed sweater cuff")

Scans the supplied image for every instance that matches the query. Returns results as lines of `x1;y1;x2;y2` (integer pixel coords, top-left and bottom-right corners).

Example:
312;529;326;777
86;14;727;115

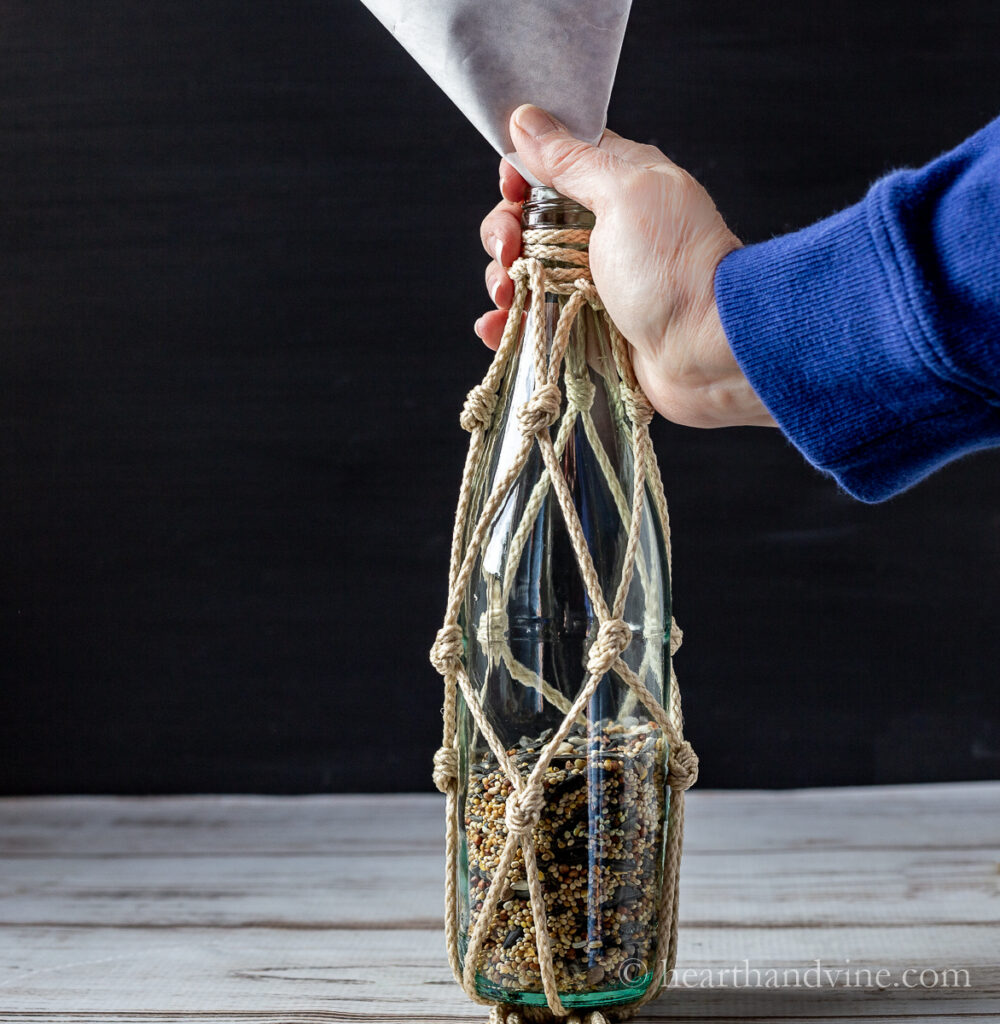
714;192;1000;502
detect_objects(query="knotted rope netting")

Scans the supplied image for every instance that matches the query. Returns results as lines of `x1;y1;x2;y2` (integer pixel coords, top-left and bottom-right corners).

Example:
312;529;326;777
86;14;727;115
430;227;698;1023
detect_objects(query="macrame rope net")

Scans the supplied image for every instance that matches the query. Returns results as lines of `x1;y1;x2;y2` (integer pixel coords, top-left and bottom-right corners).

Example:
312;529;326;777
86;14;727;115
430;226;699;1024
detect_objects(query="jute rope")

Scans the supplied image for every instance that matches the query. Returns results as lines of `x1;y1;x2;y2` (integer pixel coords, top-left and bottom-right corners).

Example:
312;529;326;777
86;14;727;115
430;227;698;1023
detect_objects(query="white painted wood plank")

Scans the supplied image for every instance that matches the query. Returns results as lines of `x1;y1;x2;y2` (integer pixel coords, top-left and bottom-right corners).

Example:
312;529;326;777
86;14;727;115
0;794;433;857
0;846;995;928
1;784;996;857
0;925;996;1019
0;853;443;928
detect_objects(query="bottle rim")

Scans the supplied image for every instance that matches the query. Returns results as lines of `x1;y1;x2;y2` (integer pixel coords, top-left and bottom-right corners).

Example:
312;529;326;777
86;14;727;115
522;187;595;230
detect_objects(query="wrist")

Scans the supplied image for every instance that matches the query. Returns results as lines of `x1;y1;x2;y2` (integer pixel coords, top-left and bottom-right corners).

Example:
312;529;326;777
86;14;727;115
697;298;778;428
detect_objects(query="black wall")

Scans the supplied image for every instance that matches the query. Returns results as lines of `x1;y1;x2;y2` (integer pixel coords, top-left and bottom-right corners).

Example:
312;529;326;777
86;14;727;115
2;1;998;794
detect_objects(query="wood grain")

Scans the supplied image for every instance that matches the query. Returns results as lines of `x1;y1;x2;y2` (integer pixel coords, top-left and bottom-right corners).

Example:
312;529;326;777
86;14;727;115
0;788;997;1021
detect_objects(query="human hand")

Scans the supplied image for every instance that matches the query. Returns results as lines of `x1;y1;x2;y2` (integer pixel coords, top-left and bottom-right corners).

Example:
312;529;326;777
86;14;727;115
476;104;776;430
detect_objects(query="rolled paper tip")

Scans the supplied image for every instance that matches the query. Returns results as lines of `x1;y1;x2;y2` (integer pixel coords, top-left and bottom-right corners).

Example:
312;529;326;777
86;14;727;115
358;0;631;184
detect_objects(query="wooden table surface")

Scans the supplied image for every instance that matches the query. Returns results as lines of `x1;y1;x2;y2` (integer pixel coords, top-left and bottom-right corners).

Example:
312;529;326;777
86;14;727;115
0;785;997;1022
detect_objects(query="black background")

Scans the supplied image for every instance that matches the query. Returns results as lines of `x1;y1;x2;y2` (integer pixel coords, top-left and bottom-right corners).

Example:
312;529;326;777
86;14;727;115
2;1;999;794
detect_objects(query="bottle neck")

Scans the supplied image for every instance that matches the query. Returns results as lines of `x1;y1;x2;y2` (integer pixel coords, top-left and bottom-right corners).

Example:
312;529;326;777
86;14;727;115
520;187;594;275
521;187;595;235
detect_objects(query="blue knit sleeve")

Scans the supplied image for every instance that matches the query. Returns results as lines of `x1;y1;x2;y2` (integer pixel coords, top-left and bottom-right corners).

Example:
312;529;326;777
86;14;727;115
714;115;1000;503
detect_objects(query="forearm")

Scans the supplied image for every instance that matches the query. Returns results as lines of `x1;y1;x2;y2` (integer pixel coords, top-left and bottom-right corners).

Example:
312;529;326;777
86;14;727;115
715;115;1000;502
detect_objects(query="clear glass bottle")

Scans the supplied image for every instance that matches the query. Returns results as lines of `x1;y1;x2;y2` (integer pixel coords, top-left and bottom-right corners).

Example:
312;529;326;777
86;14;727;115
457;187;673;1009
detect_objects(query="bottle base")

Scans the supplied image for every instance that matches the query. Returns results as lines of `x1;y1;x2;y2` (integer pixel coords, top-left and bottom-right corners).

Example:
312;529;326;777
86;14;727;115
474;969;653;1008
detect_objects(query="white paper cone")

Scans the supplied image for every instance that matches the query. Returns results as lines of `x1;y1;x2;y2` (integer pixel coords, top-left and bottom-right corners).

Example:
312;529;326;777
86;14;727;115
359;0;632;186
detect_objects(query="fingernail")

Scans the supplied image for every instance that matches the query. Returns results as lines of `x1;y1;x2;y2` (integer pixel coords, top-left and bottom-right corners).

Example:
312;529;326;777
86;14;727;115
493;237;504;266
513;104;561;139
489;277;500;305
474;316;485;338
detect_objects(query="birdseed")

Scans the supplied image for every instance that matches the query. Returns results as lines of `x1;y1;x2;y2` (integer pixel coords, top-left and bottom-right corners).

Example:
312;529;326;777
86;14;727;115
462;718;667;997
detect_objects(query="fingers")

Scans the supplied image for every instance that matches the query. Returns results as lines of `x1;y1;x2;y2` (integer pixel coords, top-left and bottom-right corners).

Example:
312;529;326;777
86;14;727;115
474;161;528;351
508;104;631;214
499;158;528;203
480;196;522;268
474;309;513;352
485;259;513;310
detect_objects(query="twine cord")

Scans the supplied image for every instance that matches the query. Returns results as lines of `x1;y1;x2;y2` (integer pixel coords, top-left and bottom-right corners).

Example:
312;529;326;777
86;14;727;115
430;227;698;1022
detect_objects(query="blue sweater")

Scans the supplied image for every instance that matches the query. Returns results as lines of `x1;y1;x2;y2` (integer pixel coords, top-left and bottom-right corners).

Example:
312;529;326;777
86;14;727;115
715;115;1000;503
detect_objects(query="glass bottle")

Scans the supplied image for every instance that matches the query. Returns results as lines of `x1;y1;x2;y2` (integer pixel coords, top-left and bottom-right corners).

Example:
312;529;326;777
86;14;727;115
456;187;673;1009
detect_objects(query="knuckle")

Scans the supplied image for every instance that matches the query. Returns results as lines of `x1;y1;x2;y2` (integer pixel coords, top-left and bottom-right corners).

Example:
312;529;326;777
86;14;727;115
635;140;669;165
620;163;650;193
617;165;657;208
545;138;597;185
481;210;521;255
479;202;511;240
664;165;699;199
676;169;701;197
480;227;502;260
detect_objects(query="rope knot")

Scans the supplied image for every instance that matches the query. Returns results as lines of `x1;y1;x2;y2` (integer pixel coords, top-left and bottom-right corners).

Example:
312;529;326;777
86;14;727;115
669;622;684;656
586;618;632;677
517;382;562;436
432;745;458;793
574;278;601;307
459;383;497;433
668;739;699;791
508;256;530;284
621;385;655;428
564;373;595;412
429;624;463;677
504;783;545;836
490;1008;607;1024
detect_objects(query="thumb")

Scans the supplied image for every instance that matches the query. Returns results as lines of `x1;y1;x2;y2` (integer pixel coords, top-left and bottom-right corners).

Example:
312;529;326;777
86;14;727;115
509;104;626;214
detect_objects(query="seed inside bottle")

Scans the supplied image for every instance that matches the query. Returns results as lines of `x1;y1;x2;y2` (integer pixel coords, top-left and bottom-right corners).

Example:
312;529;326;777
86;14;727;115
462;717;666;998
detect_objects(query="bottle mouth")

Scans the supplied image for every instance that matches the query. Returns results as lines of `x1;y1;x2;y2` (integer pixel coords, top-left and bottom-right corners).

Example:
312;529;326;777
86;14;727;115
522;187;595;230
527;185;571;204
